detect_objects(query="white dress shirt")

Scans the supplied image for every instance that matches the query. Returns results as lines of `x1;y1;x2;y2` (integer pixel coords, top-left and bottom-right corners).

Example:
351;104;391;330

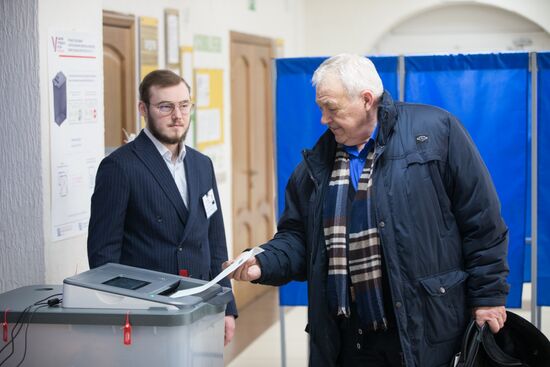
143;128;188;208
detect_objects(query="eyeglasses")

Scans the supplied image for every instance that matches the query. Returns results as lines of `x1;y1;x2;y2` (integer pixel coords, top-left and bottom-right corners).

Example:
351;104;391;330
148;101;195;116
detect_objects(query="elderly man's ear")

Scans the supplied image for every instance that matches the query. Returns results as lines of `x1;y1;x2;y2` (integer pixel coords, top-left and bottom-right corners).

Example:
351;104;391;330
361;90;376;111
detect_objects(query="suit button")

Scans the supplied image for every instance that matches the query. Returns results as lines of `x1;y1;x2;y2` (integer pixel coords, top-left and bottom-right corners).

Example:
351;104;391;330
439;287;446;294
156;216;163;223
395;302;402;308
379;221;385;228
178;247;183;252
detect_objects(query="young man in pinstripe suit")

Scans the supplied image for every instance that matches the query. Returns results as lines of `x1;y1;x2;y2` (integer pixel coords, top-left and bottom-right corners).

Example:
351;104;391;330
88;70;236;345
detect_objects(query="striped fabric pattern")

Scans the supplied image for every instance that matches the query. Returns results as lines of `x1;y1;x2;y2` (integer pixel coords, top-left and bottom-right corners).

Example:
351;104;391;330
323;145;388;331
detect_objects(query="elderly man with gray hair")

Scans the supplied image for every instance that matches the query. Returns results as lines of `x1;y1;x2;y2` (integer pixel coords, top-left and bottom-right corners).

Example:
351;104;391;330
225;54;509;366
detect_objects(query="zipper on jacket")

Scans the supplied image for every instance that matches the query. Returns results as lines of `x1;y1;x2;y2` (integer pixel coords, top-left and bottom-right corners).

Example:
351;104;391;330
302;149;322;279
302;149;319;189
371;141;413;366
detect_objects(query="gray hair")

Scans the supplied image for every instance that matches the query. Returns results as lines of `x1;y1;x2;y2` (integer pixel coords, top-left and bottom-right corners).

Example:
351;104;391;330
312;54;384;99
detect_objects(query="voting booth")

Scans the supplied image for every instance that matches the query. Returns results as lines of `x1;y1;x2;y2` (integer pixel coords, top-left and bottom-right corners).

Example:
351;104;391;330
0;264;232;367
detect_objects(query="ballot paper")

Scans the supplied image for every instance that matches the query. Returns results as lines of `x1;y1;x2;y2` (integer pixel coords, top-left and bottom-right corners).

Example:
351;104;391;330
170;247;265;298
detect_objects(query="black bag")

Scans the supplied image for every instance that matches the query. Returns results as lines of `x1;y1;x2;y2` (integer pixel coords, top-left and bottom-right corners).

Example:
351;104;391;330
450;311;550;367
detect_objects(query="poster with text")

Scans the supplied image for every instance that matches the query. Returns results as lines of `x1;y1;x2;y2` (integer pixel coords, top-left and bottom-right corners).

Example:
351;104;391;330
48;30;104;241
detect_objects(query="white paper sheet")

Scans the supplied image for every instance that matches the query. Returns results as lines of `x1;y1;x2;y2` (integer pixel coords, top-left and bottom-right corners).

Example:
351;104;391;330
170;247;264;298
196;108;221;144
196;73;210;107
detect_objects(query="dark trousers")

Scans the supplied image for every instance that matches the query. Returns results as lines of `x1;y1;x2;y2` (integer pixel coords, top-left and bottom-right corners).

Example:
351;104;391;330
337;309;404;367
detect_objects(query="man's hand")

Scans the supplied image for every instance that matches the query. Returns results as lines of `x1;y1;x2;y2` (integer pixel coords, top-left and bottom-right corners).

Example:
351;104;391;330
224;315;235;346
473;306;506;333
222;255;262;281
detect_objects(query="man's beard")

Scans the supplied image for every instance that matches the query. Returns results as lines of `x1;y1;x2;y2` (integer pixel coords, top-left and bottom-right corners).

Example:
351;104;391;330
147;110;188;145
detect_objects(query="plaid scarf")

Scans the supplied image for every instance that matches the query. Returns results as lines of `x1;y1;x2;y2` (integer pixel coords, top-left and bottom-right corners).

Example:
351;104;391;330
323;145;388;331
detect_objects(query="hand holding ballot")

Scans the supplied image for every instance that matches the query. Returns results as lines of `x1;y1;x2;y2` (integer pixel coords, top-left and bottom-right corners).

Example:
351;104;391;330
222;247;264;282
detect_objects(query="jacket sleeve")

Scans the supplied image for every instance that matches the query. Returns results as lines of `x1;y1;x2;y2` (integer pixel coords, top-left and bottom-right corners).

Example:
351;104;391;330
447;114;510;307
206;158;237;317
87;156;129;268
255;166;308;286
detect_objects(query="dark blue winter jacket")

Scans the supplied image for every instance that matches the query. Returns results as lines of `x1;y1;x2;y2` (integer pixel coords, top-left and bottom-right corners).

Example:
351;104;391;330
255;91;510;366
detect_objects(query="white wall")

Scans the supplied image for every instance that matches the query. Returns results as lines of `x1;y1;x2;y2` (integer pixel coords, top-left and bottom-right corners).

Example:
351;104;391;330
0;0;44;293
303;0;550;56
373;3;550;54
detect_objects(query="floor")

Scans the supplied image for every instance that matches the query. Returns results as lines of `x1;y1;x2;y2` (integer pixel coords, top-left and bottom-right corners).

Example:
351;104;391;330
225;288;308;367
225;284;550;367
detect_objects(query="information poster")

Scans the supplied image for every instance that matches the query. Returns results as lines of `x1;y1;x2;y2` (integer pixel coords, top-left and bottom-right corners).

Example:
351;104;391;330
180;46;195;147
48;30;104;241
194;69;224;151
139;17;159;79
165;9;180;69
139;17;159;128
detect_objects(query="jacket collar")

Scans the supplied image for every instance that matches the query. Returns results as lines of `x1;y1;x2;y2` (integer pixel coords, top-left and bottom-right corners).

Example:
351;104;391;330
303;90;398;180
376;90;397;146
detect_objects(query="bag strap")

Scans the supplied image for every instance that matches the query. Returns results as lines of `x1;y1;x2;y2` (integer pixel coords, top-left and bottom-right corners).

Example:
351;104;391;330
452;320;482;367
464;322;484;366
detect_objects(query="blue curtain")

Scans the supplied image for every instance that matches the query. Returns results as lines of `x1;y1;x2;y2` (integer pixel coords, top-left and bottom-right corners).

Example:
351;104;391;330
404;53;529;307
275;56;399;306
537;52;550;304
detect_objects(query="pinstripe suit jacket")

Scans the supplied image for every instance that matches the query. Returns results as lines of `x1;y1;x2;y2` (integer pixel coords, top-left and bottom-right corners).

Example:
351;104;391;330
87;130;236;315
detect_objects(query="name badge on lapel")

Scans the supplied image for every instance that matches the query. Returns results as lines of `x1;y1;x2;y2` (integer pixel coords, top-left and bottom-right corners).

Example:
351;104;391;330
202;189;218;219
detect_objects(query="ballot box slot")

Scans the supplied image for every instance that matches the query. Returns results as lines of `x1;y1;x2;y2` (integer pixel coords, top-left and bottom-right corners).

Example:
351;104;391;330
157;281;181;296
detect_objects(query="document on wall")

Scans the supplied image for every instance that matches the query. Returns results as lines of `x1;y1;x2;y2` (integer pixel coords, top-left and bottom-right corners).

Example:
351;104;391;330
48;30;104;241
165;10;179;66
170;247;265;298
196;73;210;107
196;108;222;144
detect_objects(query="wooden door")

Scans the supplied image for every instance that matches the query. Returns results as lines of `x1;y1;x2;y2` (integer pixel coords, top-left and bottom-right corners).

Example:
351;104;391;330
103;11;136;154
231;32;275;308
